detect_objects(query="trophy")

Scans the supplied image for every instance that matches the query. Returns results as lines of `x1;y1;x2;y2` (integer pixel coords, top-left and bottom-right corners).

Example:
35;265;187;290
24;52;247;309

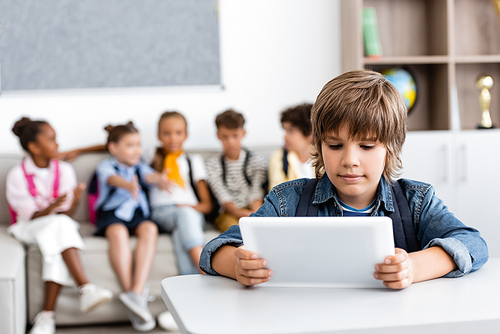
476;75;495;129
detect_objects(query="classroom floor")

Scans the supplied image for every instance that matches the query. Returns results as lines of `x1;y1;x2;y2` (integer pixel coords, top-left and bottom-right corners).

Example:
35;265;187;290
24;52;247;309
56;323;179;334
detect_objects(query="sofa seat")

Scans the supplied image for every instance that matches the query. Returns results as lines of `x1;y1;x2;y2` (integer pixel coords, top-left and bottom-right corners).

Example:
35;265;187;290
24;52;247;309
26;220;220;325
0;228;26;334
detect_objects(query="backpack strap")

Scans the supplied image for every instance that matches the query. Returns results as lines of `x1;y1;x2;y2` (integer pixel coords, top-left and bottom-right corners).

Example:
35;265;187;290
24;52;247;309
282;148;289;176
52;160;60;198
186;155;200;201
221;149;252;187
95;165;121;213
390;181;420;253
21;160;37;197
242;148;252;186
21;159;60;199
295;178;319;217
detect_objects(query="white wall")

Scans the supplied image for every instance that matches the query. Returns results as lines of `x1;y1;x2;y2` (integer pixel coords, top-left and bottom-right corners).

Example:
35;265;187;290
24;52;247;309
0;0;341;154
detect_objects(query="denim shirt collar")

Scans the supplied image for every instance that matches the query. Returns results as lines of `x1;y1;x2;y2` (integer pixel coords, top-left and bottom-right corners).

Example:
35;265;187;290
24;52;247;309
110;156;136;173
311;174;395;213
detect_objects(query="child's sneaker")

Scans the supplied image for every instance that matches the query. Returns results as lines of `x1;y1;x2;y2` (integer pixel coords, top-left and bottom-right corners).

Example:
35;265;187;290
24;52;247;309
78;283;113;313
29;310;55;334
119;291;154;323
127;310;156;332
158;311;179;332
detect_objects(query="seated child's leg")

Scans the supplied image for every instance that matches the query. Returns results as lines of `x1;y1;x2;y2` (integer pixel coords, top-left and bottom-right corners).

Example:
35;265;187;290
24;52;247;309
171;207;205;274
150;205;179;232
10;214;86;287
43;281;62;311
105;223;133;291
215;211;239;233
131;221;158;295
61;247;89;286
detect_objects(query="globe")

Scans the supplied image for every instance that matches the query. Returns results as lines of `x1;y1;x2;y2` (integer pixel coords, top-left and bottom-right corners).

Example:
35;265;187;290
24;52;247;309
381;68;417;113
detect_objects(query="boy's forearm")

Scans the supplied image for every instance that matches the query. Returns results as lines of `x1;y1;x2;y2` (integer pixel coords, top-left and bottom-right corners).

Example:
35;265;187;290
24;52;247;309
410;246;457;283
145;172;161;185
107;175;130;189
211;245;237;279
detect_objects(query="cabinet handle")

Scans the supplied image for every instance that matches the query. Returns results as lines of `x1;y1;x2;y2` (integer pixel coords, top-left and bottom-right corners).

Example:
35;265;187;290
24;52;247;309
460;144;468;183
442;145;448;183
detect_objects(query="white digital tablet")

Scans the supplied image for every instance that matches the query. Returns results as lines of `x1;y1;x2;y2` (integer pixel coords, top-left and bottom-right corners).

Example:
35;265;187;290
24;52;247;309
239;217;395;288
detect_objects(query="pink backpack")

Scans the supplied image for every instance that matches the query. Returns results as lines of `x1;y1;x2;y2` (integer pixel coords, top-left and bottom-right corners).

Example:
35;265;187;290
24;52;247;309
8;160;60;225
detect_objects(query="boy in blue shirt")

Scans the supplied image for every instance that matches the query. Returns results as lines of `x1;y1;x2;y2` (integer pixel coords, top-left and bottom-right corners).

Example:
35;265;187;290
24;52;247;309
199;70;489;289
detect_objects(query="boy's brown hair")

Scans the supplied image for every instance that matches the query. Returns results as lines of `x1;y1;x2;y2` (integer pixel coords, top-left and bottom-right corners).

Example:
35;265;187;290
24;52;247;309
311;70;407;181
280;103;313;137
215;109;245;130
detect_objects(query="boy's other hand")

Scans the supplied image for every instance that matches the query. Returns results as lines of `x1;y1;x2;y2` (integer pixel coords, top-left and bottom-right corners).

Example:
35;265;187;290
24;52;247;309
237;209;253;218
57;150;80;161
374;248;414;289
73;183;87;203
234;246;273;286
127;176;140;200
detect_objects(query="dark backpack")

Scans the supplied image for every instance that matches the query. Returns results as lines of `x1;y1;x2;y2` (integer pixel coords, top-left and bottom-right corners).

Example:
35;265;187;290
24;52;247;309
186;155;220;224
282;148;289;176
295;178;421;253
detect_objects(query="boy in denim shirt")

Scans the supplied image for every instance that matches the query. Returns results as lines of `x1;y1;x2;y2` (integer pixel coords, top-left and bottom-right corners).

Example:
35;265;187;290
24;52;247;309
199;70;489;289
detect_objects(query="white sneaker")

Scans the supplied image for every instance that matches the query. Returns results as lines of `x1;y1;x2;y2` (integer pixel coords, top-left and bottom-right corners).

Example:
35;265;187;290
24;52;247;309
127;310;157;332
125;284;157;332
29;311;55;334
119;291;154;323
78;283;113;313
158;311;179;332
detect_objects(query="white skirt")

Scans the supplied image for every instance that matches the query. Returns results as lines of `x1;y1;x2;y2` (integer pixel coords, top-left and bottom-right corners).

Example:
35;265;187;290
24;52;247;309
8;214;85;286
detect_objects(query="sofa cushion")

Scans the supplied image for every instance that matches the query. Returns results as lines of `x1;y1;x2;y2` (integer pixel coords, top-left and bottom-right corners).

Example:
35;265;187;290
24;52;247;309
0;229;26;334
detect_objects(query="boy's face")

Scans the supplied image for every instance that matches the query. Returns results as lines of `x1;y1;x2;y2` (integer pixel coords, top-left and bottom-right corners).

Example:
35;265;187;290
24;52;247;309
217;126;246;158
158;117;188;153
282;122;312;153
322;127;386;209
109;132;142;167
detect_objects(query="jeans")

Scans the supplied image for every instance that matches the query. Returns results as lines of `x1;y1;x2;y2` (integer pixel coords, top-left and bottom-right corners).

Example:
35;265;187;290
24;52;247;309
151;205;205;275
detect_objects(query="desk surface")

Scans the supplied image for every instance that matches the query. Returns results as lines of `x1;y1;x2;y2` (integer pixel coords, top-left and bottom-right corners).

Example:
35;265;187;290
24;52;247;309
161;258;500;334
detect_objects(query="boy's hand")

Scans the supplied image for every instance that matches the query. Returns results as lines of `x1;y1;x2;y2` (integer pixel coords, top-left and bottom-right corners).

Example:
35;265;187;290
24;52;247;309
157;173;175;193
374;248;414;289
237;208;253;218
57;150;80;162
127;176;140;200
72;183;87;204
234;246;273;286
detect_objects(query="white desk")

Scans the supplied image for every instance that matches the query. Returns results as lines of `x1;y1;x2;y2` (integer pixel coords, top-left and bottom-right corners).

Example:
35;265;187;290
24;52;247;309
161;258;500;334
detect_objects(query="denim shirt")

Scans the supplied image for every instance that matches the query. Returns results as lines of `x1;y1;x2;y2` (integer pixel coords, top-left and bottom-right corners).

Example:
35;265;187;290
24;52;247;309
200;174;489;278
95;157;155;221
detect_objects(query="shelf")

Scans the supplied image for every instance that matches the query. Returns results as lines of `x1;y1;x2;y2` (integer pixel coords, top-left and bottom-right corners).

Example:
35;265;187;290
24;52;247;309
342;0;500;131
365;63;449;131
364;0;448;57
364;56;449;65
454;0;500;56
455;55;500;64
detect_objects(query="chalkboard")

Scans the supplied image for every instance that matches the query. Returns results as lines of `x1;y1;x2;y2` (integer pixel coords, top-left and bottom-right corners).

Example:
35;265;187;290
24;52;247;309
0;0;220;91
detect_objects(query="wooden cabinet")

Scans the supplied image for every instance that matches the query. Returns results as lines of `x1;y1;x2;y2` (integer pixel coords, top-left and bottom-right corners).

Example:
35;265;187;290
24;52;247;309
341;0;500;131
401;131;500;257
